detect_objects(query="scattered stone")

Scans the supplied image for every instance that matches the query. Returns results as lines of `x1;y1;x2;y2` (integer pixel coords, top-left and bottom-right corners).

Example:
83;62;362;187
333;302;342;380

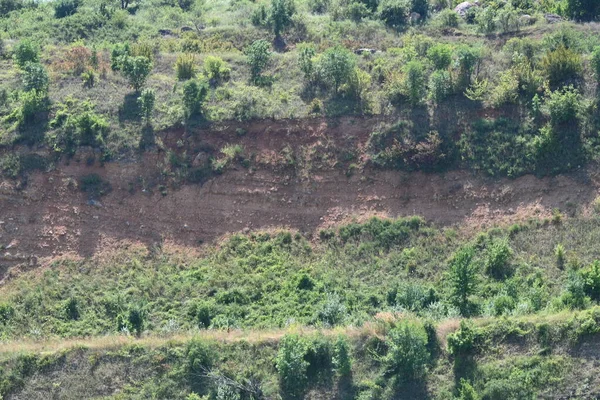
180;26;194;32
410;12;421;23
87;199;102;208
520;14;535;25
158;28;173;36
544;13;562;24
354;48;377;55
192;152;210;168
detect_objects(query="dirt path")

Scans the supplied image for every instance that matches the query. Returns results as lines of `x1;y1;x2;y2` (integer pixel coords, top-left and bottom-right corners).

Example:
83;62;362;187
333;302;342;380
1;117;599;279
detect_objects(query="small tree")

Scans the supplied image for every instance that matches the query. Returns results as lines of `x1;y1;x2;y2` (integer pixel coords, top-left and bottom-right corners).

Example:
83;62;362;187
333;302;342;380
203;56;231;84
276;334;308;400
318;46;355;94
455;45;480;91
378;0;410;30
137;88;155;123
591;46;600;84
270;0;295;38
245;40;271;84
541;46;582;88
13;39;40;68
121;56;153;92
175;53;196;81
448;246;478;316
403;60;425;105
384;321;429;384
182;79;209;118
22;62;49;93
427;70;452;103
54;0;80;18
427;43;452;70
333;335;352;376
298;42;316;82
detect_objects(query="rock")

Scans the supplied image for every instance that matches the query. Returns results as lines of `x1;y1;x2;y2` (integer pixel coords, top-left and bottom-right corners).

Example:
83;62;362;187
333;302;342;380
520;14;535;25
354;48;377;55
545;13;562;23
87;199;102;208
192;152;210;168
454;1;478;17
410;12;421;23
180;26;194;32
158;28;173;36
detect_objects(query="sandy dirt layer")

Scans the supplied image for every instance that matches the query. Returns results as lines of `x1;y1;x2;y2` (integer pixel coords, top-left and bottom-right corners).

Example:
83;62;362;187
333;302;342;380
0;117;599;278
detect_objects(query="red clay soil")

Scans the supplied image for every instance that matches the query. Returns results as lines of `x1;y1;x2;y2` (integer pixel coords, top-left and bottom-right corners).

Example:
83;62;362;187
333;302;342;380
1;117;599;279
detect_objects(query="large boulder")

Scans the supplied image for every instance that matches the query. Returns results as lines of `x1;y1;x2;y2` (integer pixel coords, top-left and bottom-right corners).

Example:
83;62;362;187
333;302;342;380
544;13;562;24
454;1;478;17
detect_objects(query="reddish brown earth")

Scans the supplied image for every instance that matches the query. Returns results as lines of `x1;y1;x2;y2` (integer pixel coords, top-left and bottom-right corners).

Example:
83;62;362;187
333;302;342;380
1;117;599;279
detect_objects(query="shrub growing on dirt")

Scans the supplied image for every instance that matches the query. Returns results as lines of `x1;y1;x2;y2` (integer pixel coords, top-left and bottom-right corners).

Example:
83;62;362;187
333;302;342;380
484;238;512;280
120;56;153;92
270;0;295;38
540;46;582;88
378;0;410;30
427;43;452;70
318;46;356;95
13;39;39;68
203;55;230;84
245;40;271;84
182;79;209;118
448;246;478;316
333;335;352;376
276;334;308;400
21;62;49;93
137;88;155;123
383;321;429;384
175;53;196;81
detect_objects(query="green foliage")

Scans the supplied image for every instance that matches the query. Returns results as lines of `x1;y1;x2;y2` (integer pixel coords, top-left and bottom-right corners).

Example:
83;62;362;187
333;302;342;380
427;43;452;70
434;8;459;28
276;334;308;400
13;40;39;68
298;42;316;82
53;0;81;18
541;46;582;88
581;261;600;301
176;53;197;81
484;238;512;280
447;320;479;357
403;59;425;105
110;42;130;71
21;62;49;93
270;0;295;37
79;173;111;197
49;102;108;154
378;0;410;30
448;247;478;316
138;88;155;123
565;0;600;22
121;56;153;92
203;56;230;84
317;46;356;94
457;379;480;400
591;46;600;84
245;40;271;84
455;45;481;91
333;335;352;376
182;79;209;118
476;7;495;34
428;70;452;103
384;321;429;383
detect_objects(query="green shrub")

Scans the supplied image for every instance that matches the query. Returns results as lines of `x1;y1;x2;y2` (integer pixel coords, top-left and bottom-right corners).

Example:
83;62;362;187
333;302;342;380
484;238;512;280
203;55;230;84
496;6;519;33
63;297;80;320
448;246;478;316
182;79;209;118
13;39;39;68
245;40;271;84
333;335;352;376
447;320;479;357
0;302;15;323
475;6;495;34
540;46;582;88
490;70;519;107
455;45;480;91
545;86;580;125
378;0;410;30
565;0;600;21
127;306;145;336
0;0;22;16
384;321;429;383
137;88;155;123
298;42;316;82
581;261;600;301
457;379;480;400
81;69;96;88
403;60;425;105
591;46;600;84
21;62;49;93
276;334;308;400
175;53;196;81
79;173;111;197
54;0;80;18
434;8;459;28
563;269;589;310
121;56;153;92
347;1;370;22
428;70;452;103
427;43;452;70
110;42;130;71
14;89;49;127
270;0;295;37
317;46;356;95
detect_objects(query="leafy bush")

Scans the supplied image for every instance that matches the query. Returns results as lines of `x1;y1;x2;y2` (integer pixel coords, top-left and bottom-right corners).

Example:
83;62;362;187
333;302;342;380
175;53;196;81
455;45;480;91
540;46;582;88
54;0;81;18
434;8;459;28
10;90;49;128
270;0;295;37
110;42;130;71
21;62;49;93
427;70;452;103
203;56;230;84
427;43;452;70
137;88;155;123
448;247;478;316
490;70;519;107
0;0;22;16
298;42;316;82
591;46;600;84
245;40;271;84
565;0;600;22
13;40;39;68
447;320;479;357
276;334;308;400
581;261;600;301
484;238;512;280
79;173;111;197
403;60;425;105
475;7;495;34
378;0;410;30
317;46;356;94
333;335;352;376
183;79;209;118
49;104;108;154
120;56;153;92
384;321;429;383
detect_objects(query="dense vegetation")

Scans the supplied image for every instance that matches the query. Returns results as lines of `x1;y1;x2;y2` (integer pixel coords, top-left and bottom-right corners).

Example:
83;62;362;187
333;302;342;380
6;0;600;398
2;0;600;176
